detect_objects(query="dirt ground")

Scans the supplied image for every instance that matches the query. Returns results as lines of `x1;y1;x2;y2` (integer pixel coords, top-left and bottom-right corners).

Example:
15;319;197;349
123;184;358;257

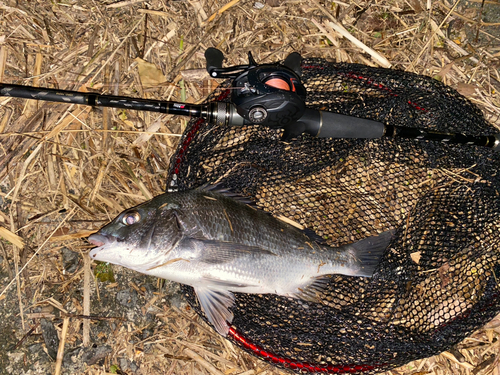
0;0;499;374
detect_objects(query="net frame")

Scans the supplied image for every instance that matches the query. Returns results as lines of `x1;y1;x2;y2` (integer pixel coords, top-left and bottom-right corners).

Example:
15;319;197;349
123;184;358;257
166;58;500;374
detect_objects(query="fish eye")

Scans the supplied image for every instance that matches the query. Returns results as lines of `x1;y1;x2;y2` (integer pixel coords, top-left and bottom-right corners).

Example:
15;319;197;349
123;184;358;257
122;211;141;226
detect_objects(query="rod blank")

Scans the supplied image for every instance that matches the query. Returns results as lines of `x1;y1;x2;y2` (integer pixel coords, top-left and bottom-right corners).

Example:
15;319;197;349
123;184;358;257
0;83;202;117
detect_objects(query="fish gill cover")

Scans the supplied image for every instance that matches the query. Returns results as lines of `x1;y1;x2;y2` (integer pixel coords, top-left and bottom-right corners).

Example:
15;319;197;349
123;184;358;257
165;58;500;374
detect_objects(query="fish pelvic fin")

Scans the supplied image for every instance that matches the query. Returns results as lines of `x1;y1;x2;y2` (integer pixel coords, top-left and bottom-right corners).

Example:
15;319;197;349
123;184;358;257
289;275;331;303
347;229;394;277
194;286;235;337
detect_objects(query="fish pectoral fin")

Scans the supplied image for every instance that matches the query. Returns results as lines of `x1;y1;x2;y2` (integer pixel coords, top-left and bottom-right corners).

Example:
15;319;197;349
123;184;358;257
200;276;255;289
194;287;235;337
189;238;276;264
289;275;331;303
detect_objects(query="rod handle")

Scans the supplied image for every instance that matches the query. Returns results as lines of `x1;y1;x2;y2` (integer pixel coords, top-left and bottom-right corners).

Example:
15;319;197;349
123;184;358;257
283;109;385;140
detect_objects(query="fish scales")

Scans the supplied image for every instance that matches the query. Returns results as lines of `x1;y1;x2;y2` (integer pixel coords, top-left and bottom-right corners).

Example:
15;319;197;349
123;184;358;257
89;187;392;336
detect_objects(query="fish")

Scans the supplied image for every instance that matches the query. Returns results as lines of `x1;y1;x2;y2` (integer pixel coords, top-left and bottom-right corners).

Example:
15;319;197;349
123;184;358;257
88;186;392;336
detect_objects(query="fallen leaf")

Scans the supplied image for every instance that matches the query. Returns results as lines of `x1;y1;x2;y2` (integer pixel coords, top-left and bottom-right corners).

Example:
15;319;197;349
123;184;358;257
438;262;450;288
434;63;453;81
410;251;421;264
52;227;70;237
50;229;97;242
135;57;167;87
455;83;479;97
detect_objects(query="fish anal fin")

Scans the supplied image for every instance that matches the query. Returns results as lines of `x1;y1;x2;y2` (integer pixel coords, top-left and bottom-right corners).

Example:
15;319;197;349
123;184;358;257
194;287;235;336
200;276;256;289
289;275;331;303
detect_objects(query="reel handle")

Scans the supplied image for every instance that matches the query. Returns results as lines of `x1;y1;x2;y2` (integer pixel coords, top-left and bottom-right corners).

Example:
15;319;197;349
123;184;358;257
205;48;225;78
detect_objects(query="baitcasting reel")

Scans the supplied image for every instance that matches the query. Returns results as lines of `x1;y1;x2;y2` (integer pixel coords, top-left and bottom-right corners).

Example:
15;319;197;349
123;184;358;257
205;47;306;129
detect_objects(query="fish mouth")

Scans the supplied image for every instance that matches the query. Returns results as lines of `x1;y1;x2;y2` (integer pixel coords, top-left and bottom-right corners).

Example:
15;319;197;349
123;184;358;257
88;233;118;259
88;233;112;247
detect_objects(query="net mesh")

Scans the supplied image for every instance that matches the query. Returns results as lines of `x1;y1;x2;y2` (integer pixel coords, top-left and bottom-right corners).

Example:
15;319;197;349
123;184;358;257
166;58;500;374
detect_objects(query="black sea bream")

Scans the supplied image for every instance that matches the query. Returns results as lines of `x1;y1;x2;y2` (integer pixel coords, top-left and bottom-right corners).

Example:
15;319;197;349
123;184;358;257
88;187;392;336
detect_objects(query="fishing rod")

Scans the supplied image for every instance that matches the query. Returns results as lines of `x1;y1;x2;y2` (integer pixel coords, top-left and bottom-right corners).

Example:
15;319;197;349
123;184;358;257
1;47;499;151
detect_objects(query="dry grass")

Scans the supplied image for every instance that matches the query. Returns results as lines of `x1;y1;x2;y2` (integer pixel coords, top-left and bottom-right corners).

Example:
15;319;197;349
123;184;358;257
0;0;499;374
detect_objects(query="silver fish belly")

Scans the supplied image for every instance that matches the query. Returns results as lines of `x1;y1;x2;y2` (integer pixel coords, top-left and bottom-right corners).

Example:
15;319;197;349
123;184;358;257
88;187;392;336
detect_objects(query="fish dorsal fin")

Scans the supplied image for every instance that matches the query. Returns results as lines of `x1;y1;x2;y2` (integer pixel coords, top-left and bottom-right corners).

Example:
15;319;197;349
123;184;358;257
302;227;328;245
198;184;255;205
194;286;235;336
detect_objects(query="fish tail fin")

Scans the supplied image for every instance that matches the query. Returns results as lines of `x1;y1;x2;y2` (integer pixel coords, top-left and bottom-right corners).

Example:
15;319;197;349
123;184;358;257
348;229;394;277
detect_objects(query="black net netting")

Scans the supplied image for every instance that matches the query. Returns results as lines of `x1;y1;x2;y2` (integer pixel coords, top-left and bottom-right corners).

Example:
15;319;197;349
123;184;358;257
165;58;500;374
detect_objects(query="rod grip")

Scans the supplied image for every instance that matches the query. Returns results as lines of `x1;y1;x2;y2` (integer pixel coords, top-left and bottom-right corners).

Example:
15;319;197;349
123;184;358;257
316;110;385;138
283;109;385;139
